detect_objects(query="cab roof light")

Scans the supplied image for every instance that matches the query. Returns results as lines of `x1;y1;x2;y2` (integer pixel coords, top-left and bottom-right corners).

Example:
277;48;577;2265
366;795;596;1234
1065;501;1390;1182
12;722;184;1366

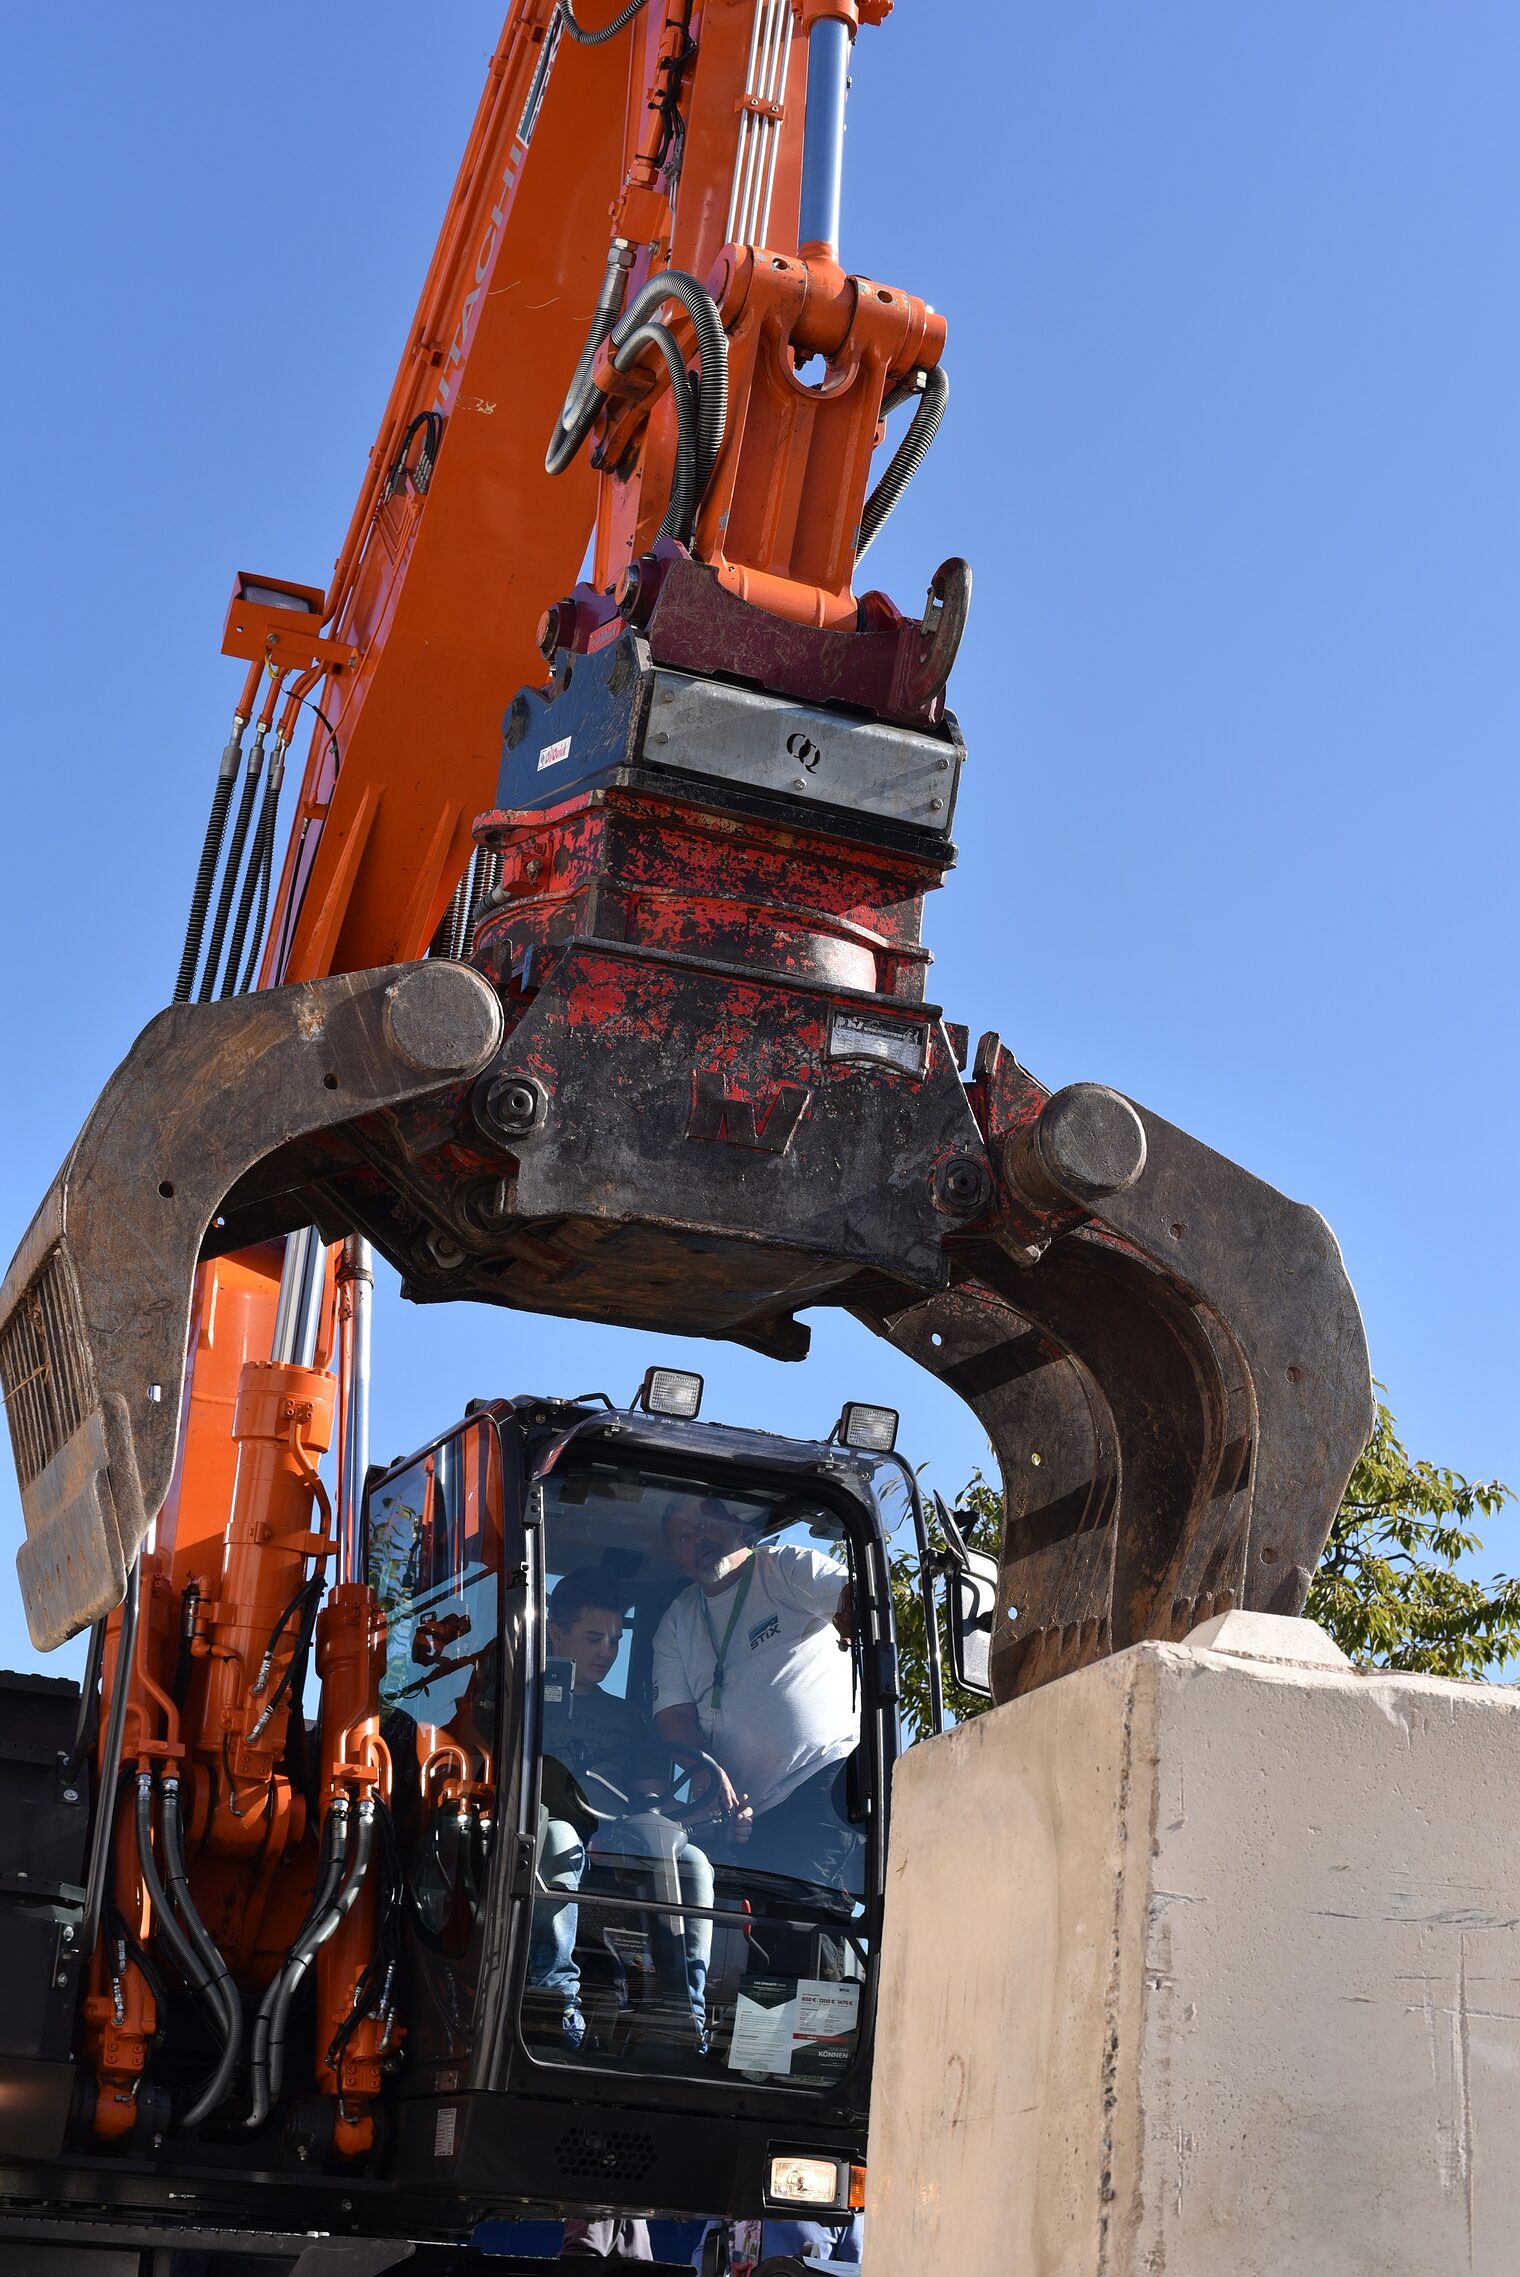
636;1366;704;1420
836;1401;899;1454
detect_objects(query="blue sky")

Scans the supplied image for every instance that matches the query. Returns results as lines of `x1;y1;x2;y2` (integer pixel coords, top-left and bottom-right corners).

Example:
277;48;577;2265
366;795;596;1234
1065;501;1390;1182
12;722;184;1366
1;2;1516;1675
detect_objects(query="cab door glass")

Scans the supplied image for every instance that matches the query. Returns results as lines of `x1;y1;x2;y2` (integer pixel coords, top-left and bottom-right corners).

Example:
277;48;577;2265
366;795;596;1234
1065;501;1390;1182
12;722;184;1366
365;1419;505;2051
528;1461;870;2088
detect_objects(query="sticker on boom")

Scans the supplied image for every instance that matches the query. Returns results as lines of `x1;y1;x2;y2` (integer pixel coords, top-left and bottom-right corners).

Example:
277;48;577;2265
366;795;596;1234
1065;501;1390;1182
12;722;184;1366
537;734;572;772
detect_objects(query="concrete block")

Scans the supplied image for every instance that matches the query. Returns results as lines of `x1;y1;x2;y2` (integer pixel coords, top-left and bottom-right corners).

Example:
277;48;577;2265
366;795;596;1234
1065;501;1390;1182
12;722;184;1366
865;1627;1520;2277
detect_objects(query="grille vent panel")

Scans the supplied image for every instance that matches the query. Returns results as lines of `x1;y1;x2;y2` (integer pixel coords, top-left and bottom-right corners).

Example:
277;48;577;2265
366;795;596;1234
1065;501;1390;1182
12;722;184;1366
554;2126;657;2185
0;1248;95;1490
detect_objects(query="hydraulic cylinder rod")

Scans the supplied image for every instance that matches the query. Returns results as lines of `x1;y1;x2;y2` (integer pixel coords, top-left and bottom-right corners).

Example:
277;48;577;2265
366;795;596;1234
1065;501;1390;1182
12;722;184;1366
799;15;850;256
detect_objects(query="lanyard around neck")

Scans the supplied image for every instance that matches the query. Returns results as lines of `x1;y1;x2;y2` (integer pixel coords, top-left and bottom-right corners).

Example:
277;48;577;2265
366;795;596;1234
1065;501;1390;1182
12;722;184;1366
700;1555;756;1711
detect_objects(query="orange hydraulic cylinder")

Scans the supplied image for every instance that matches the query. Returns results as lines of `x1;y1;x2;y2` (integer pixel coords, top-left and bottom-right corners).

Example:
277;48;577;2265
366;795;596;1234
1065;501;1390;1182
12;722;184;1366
159;1248;286;1582
313;1582;393;2159
187;1362;335;1856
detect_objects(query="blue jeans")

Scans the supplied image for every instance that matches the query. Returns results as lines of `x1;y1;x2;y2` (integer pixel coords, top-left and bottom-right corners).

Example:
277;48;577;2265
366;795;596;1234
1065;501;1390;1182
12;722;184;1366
529;1809;713;2027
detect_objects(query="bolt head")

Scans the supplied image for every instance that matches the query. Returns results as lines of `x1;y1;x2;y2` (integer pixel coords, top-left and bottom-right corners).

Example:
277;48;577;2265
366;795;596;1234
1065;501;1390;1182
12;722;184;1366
425;1228;466;1272
933;1153;992;1216
496;1080;540;1131
473;1069;546;1146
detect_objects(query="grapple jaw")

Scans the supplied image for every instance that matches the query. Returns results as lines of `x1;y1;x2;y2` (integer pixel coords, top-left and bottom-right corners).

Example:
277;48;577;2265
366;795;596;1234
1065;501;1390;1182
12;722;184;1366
857;1040;1374;1698
0;963;504;1649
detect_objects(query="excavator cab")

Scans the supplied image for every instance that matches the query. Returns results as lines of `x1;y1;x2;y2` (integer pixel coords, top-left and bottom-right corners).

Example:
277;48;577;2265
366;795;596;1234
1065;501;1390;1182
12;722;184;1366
332;1385;905;2228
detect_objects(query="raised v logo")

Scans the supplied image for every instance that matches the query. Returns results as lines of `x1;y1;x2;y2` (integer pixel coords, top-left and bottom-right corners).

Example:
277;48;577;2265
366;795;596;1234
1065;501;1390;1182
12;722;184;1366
686;1071;812;1154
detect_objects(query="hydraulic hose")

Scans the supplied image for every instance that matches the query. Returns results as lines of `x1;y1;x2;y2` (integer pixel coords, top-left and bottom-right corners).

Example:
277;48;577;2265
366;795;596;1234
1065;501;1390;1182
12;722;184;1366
221;736;285;998
234;795;276;994
556;0;652;44
857;364;949;562
196;726;266;1003
133;1775;239;2126
160;1778;243;2125
266;1796;374;2100
547;256;727;518
613;322;698;540
611;271;728;493
246;1796;374;2125
545;242;631;477
174;726;244;1002
245;1799;349;2127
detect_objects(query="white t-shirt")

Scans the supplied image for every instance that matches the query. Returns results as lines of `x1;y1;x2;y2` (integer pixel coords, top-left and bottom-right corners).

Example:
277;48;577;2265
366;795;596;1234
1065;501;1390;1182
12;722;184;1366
650;1543;858;1815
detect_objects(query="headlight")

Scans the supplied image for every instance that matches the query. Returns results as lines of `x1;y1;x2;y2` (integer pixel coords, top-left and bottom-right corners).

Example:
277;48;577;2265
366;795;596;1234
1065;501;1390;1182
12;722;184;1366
767;2154;846;2207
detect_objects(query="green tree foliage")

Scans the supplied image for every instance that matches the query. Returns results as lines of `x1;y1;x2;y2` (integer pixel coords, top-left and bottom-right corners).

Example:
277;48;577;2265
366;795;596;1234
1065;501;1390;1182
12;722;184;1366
888;1397;1515;1738
1306;1396;1516;1677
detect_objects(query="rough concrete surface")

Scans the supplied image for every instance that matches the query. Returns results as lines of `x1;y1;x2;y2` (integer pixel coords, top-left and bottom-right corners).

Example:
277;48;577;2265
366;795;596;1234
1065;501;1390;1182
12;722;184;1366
865;1619;1520;2277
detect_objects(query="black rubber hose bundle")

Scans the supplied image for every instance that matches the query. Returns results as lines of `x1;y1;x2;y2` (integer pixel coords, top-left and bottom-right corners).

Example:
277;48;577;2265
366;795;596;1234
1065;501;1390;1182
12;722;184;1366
196;732;265;1002
245;1799;348;2127
174;733;242;1003
546;256;728;535
133;1776;240;2128
221;739;285;999
159;1779;244;2124
556;0;652;44
545;243;631;477
613;323;698;539
858;363;949;561
612;270;728;496
246;1795;375;2127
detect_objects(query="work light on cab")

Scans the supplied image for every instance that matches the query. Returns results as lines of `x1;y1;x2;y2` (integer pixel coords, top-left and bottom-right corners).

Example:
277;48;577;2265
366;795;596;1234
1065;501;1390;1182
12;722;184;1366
836;1402;899;1454
637;1365;705;1419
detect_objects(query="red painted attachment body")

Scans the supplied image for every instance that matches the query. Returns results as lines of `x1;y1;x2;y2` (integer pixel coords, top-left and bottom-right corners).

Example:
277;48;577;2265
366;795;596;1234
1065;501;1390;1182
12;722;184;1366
472;781;941;1002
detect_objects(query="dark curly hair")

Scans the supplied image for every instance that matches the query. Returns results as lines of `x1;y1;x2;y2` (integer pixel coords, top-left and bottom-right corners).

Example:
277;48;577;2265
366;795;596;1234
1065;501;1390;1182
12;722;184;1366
547;1567;633;1632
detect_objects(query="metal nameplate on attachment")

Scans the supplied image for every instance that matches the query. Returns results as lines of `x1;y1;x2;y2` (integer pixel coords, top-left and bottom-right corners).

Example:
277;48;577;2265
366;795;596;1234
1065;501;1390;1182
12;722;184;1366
643;671;962;834
827;1013;927;1075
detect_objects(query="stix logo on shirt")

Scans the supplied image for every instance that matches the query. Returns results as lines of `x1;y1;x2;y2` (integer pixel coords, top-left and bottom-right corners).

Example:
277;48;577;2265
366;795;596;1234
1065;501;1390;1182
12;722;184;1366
748;1615;780;1650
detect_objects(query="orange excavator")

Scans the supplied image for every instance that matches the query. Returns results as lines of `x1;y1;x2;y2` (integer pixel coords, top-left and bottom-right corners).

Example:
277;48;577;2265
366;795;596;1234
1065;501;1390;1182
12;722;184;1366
0;4;1371;2269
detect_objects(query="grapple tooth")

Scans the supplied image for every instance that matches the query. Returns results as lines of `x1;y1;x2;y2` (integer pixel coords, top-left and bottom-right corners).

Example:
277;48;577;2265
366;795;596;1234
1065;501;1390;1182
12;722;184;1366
0;962;502;1650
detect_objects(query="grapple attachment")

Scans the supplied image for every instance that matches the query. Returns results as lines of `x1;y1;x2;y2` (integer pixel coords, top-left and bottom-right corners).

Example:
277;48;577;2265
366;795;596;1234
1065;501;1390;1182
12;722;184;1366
1;574;1373;1690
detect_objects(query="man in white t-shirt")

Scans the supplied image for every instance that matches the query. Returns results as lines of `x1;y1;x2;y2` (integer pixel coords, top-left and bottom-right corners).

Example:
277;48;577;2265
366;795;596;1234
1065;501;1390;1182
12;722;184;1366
651;1497;861;1893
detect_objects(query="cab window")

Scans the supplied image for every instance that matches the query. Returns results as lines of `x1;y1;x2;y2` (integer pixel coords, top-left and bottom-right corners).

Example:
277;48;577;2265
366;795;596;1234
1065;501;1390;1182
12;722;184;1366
526;1457;871;2091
